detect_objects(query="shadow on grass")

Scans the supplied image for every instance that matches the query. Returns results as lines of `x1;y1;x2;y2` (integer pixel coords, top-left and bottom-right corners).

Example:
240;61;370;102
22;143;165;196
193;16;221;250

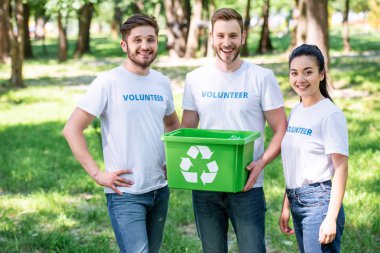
31;38;79;60
0;120;120;252
0;121;202;253
26;75;96;87
0;121;102;194
0;75;97;99
0;195;117;253
331;55;380;92
346;106;379;152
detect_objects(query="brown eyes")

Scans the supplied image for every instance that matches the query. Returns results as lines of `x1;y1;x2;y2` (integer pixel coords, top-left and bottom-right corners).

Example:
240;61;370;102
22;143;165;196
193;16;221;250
290;71;313;76
133;39;156;43
216;35;238;38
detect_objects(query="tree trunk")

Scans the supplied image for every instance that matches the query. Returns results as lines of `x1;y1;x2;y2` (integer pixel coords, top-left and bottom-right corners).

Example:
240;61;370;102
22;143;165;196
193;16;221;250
57;11;68;62
185;0;202;58
8;0;25;87
241;0;251;56
257;0;273;54
295;0;307;46
0;0;10;63
342;0;351;52
206;0;215;58
111;0;122;39
288;0;299;51
74;2;94;58
305;0;331;87
184;0;191;36
153;2;161;18
23;2;32;58
35;17;48;55
130;1;143;14
163;0;189;58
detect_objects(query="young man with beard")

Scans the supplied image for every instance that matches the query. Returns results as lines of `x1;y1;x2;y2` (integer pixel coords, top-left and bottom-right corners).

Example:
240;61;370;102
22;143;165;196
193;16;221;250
63;14;179;253
181;8;287;253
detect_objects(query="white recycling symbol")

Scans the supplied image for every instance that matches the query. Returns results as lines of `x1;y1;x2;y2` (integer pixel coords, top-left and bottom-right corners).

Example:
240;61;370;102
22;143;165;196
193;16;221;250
180;145;219;185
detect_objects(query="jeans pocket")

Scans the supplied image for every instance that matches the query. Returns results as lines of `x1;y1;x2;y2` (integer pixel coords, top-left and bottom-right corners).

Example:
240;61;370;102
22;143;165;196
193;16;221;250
296;192;321;207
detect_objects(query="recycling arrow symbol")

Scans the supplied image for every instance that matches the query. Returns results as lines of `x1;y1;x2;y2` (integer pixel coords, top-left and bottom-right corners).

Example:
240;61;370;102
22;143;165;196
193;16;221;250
180;145;219;185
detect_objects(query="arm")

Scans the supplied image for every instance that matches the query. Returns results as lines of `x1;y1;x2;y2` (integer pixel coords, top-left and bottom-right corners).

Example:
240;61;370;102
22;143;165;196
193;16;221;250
181;110;199;128
162;111;180;179
63;108;133;195
243;107;287;191
164;111;180;132
279;190;295;235
319;153;348;244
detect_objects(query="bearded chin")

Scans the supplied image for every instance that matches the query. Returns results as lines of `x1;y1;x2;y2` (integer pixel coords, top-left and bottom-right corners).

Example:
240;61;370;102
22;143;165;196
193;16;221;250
130;55;156;68
126;44;157;69
129;52;157;69
215;45;241;64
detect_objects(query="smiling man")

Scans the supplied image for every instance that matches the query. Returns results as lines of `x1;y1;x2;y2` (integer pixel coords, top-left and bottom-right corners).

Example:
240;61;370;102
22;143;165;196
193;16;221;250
181;8;287;253
63;14;179;253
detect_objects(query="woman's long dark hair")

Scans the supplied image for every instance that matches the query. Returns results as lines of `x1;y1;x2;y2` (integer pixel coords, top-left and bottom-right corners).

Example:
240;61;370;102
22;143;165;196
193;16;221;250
289;44;333;102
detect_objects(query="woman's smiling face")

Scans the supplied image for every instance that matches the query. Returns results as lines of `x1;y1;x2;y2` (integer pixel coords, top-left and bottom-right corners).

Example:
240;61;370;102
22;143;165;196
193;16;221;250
289;55;325;101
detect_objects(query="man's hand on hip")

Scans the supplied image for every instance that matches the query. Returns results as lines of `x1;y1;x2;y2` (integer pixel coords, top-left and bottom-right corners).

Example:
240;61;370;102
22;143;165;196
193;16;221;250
94;169;133;195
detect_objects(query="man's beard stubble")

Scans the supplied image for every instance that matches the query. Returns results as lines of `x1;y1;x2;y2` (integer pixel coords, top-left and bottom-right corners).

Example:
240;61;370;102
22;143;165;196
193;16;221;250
126;45;157;69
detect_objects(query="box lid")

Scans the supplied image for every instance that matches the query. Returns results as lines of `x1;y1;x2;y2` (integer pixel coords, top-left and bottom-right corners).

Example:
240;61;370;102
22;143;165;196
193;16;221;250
162;128;260;145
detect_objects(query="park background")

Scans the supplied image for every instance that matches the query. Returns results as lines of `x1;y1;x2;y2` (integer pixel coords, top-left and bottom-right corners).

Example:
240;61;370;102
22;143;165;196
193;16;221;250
0;0;379;252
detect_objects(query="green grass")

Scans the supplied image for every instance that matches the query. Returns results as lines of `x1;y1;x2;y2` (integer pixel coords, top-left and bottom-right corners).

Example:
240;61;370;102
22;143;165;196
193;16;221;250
0;30;379;252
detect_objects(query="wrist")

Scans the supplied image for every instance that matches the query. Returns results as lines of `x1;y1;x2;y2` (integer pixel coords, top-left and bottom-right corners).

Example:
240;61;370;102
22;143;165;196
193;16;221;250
91;169;101;182
325;214;337;221
258;156;269;168
282;202;290;211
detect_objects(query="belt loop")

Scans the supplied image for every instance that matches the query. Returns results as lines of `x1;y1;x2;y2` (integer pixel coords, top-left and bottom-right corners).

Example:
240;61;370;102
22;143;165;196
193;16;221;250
320;182;326;191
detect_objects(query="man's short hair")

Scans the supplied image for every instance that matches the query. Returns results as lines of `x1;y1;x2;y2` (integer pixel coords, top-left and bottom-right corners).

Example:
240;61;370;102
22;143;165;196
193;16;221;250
120;14;159;40
211;8;243;33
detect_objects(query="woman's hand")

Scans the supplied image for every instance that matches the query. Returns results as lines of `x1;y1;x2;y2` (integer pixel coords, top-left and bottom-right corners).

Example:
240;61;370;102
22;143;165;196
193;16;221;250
279;205;295;235
319;216;337;244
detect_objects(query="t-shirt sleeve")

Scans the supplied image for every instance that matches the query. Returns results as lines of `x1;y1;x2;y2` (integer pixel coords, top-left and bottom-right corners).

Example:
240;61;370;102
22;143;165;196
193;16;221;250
322;112;349;156
77;75;108;117
260;70;284;111
182;73;198;111
164;77;175;116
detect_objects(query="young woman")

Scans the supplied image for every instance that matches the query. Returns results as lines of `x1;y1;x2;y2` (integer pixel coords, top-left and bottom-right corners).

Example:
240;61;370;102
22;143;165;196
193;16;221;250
279;44;348;253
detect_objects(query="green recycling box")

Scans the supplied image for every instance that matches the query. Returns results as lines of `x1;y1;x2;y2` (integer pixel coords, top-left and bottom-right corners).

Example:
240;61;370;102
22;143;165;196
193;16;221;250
162;128;260;192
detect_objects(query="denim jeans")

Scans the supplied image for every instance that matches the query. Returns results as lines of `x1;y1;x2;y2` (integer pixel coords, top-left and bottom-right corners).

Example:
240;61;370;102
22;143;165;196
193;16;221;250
286;181;345;253
106;186;169;253
192;187;266;253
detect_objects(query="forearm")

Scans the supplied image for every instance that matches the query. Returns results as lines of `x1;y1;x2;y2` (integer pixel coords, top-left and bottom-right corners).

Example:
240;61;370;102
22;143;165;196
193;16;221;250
279;189;295;234
260;107;287;168
166;123;180;132
259;130;283;167
326;163;348;220
282;190;290;211
164;112;180;132
181;110;199;128
63;126;101;180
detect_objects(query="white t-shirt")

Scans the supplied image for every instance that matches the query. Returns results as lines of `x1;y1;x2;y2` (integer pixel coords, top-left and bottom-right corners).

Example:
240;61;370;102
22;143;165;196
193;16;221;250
281;98;349;189
182;61;284;188
78;66;175;194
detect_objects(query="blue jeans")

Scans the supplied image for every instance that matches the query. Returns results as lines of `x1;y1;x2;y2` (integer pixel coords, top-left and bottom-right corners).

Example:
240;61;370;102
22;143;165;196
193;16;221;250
106;186;169;253
286;181;345;253
192;188;266;253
